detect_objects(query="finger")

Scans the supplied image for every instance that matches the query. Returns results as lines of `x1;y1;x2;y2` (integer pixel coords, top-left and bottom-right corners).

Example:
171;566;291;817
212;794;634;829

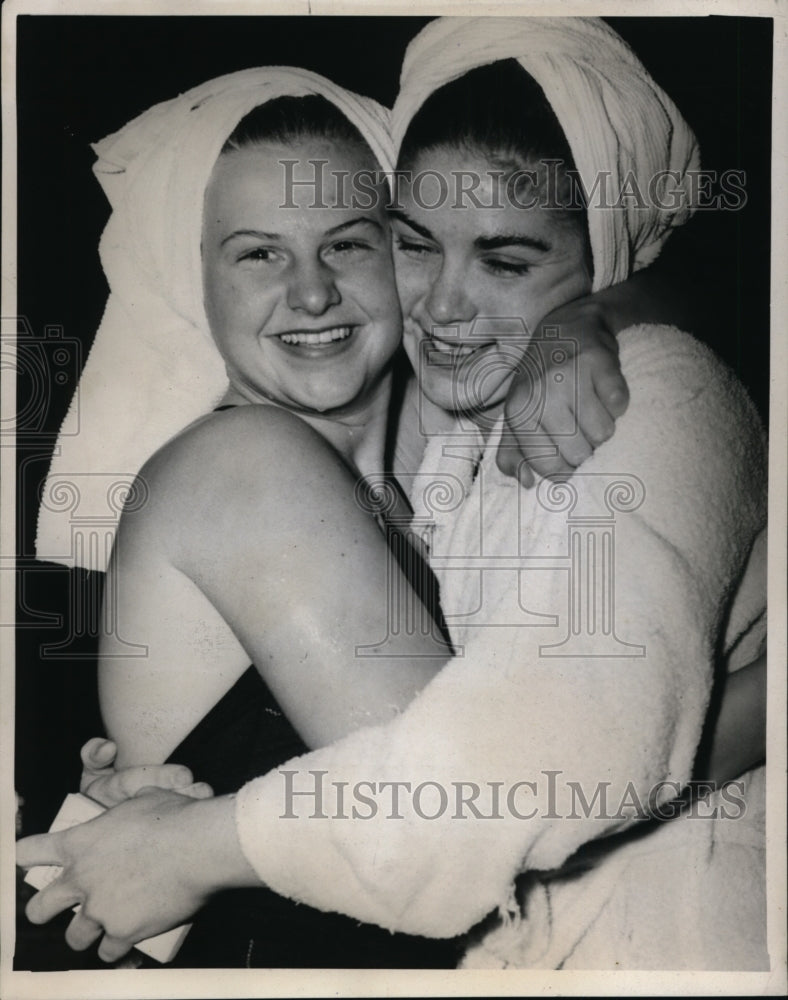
553;424;594;469
495;424;523;478
514;460;535;489
497;434;555;488
16;832;64;870
98;934;133;964
593;368;630;420
26;880;82;925
65;910;103;952
514;407;579;480
576;397;616;449
526;451;576;480
117;764;194;802
178;781;215;800
81;738;116;770
500;393;574;483
131;778;211;800
516;439;572;481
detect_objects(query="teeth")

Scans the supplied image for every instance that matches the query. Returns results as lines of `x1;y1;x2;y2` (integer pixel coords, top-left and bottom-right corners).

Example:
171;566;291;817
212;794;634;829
279;326;352;346
429;337;489;358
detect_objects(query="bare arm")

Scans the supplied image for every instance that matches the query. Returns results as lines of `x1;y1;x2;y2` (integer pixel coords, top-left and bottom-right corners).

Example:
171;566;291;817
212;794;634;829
100;405;450;768
700;654;767;786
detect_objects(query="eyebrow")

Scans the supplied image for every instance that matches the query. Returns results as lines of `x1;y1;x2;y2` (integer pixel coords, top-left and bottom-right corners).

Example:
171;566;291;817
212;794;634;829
388;209;433;240
388;209;550;253
475;233;551;253
220;215;384;247
325;216;384;237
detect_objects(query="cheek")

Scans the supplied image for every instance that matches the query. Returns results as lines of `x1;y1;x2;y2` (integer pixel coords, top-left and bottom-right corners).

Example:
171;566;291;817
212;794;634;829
393;256;430;313
204;271;278;350
345;257;401;321
474;279;530;328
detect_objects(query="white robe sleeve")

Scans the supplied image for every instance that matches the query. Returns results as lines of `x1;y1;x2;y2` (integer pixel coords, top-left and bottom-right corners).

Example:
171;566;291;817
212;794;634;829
234;326;767;938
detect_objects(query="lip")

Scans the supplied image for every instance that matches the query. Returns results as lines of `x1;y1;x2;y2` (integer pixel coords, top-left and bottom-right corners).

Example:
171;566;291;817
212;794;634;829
410;323;496;364
271;324;359;358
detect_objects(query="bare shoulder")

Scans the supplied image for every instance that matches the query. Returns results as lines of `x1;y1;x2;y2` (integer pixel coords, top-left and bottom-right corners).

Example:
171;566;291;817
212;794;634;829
145;404;341;492
119;405;349;557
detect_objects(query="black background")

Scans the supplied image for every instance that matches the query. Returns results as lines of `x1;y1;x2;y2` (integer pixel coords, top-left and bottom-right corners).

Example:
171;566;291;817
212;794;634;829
14;14;773;833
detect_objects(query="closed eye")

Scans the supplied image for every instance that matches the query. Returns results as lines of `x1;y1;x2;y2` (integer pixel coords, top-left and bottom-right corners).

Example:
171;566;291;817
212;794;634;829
327;239;374;254
395;236;437;257
482;256;531;276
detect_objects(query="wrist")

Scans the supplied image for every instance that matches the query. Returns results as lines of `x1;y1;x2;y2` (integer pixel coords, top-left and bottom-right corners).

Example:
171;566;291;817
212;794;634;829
178;794;262;896
590;281;637;336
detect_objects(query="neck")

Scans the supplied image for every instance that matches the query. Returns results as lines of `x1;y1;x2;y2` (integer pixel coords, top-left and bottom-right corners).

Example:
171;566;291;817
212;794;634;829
221;375;393;479
303;376;393;478
465;401;504;443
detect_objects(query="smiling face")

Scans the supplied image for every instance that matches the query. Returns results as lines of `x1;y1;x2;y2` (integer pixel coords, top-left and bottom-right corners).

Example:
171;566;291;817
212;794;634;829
392;146;592;423
202;139;401;415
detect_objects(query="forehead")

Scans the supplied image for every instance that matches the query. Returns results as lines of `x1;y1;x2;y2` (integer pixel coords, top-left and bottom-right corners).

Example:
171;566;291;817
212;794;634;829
203;139;383;229
397;145;576;243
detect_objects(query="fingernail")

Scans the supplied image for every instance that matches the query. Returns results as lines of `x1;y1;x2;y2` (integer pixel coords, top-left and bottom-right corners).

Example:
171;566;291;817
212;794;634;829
173;769;192;787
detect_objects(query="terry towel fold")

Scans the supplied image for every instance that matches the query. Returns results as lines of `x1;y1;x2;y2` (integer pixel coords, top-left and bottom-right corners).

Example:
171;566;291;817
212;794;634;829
236;326;767;963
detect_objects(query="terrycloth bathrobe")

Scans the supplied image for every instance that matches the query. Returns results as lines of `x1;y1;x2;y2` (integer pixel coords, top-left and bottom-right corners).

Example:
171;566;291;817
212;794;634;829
36;17;769;970
235;323;768;969
234;17;769;969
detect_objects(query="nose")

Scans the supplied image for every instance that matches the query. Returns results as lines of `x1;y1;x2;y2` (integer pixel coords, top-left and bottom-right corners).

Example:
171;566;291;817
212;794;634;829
424;259;475;327
286;258;341;315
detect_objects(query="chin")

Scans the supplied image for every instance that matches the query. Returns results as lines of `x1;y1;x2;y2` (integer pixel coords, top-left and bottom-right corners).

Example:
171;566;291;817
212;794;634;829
419;379;460;416
423;377;505;422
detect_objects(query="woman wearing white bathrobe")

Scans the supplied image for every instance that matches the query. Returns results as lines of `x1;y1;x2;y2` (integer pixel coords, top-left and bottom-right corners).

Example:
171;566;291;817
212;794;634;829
20;18;768;970
227;20;768;969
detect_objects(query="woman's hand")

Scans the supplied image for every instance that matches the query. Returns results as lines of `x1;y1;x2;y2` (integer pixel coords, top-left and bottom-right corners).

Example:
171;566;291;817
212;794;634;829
496;296;629;485
16;789;257;963
79;738;213;807
496;264;705;485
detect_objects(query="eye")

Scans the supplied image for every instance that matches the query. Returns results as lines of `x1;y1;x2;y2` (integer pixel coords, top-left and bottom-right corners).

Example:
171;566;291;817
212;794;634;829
482;257;531;276
394;236;437;259
237;246;281;264
327;238;373;255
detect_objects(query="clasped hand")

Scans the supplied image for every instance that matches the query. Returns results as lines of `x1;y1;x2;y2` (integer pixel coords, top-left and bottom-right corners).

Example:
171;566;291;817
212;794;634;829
496;297;629;486
16;739;215;962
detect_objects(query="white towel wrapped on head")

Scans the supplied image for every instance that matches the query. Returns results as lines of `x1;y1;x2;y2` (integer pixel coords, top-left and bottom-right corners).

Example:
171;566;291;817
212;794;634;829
391;16;699;292
36;68;394;571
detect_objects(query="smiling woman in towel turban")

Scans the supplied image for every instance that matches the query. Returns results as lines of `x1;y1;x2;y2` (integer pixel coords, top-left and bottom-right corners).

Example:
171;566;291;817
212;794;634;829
19;18;767;972
35;66;398;573
214;19;766;969
25;65;468;969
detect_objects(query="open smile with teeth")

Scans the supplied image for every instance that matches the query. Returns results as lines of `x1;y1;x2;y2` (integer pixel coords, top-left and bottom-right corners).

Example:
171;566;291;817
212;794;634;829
278;326;353;346
427;333;495;359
